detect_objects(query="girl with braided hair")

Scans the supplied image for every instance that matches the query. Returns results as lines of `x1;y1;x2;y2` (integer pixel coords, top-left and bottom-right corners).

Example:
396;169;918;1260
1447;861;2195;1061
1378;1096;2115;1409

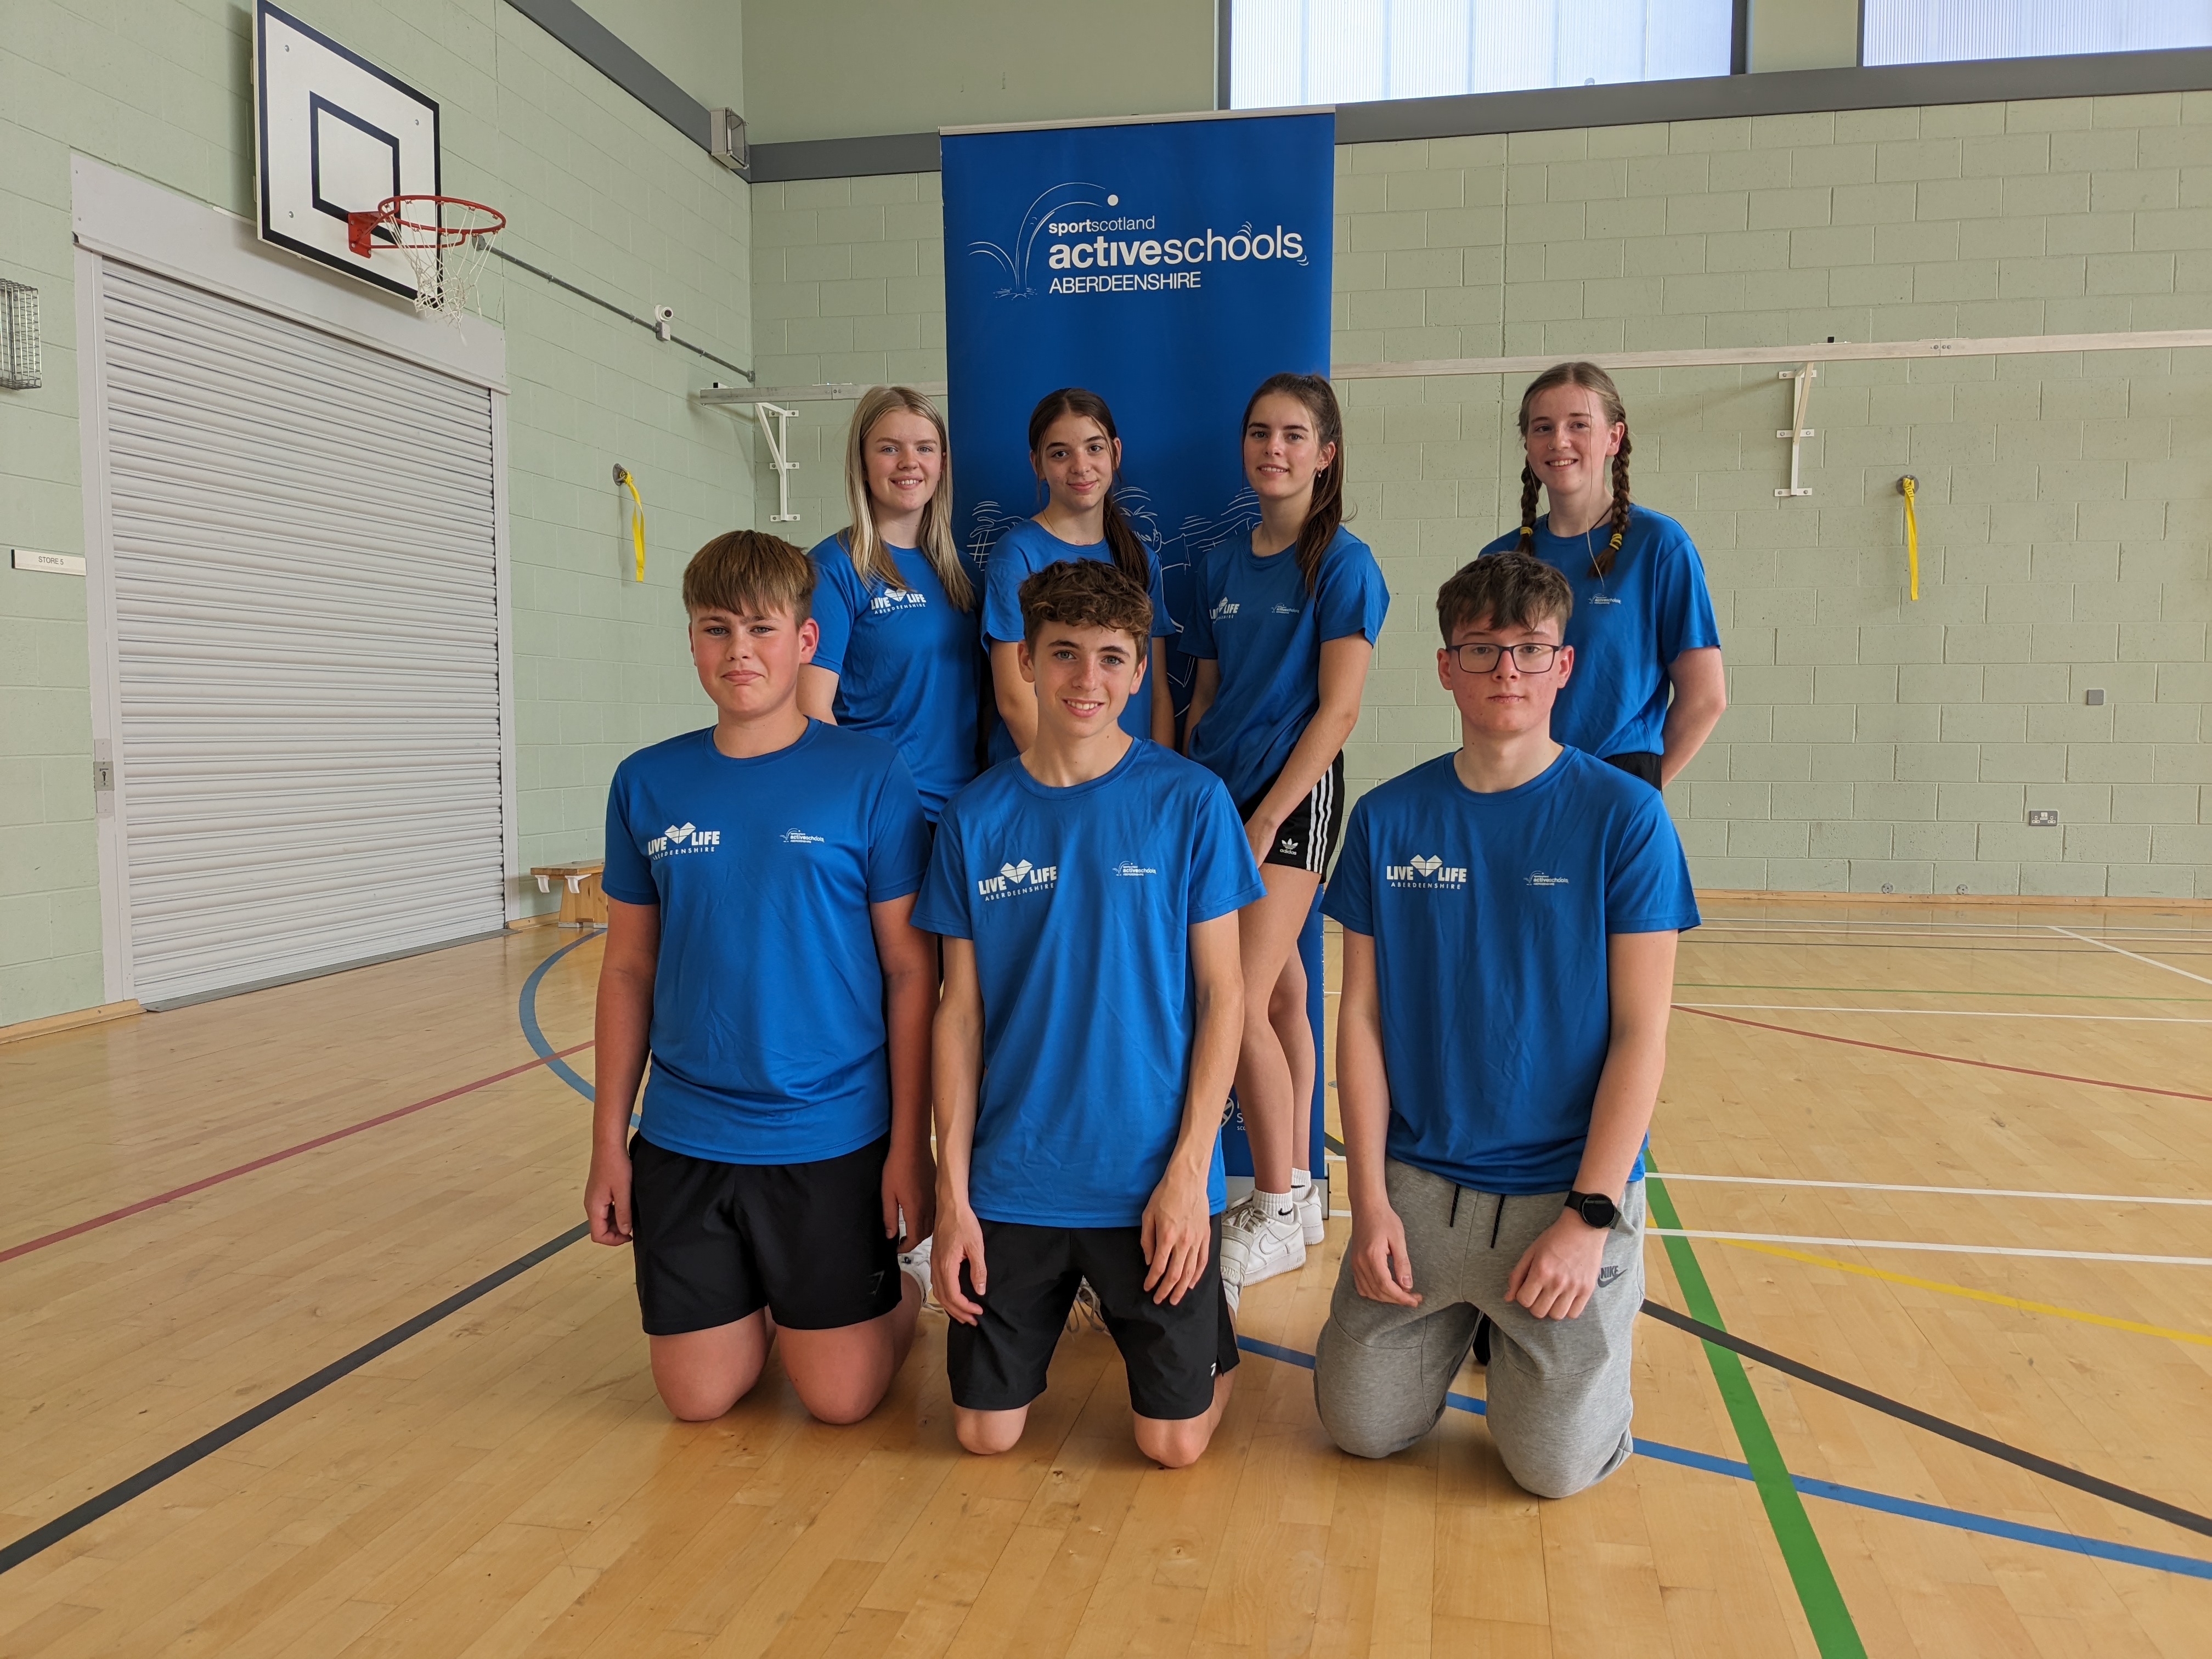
1479;362;1725;789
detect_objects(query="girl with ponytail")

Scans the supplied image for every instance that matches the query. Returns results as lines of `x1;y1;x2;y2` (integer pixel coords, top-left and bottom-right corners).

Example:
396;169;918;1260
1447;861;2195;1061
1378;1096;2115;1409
1183;372;1389;1302
980;388;1176;759
1482;361;1726;788
798;385;982;821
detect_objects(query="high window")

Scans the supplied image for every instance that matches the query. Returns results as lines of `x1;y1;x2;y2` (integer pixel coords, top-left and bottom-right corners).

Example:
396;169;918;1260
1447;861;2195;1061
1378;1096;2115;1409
1228;0;1734;109
1863;0;2212;66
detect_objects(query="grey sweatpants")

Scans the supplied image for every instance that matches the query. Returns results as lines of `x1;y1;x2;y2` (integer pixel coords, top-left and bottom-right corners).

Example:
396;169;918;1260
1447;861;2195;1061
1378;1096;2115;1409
1313;1157;1644;1498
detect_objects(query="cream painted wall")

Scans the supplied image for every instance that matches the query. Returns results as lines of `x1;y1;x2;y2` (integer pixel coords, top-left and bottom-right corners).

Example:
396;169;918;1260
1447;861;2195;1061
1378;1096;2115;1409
751;95;2212;901
742;0;1216;143
1750;0;1862;74
580;0;745;110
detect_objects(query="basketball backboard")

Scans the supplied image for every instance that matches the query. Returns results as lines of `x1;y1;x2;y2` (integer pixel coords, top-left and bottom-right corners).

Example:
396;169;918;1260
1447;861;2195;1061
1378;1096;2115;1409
255;1;440;302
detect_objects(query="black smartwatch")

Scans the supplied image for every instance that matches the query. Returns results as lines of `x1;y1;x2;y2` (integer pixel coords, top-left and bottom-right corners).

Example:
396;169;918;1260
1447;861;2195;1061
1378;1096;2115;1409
1565;1189;1619;1229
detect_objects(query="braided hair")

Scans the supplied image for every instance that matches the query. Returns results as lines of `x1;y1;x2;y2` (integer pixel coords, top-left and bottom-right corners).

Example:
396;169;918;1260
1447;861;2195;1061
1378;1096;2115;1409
1511;360;1632;579
1026;388;1152;594
1242;372;1346;593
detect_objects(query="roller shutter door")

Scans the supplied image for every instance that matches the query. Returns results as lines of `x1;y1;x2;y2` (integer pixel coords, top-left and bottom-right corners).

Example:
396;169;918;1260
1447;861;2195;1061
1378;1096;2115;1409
98;261;506;1006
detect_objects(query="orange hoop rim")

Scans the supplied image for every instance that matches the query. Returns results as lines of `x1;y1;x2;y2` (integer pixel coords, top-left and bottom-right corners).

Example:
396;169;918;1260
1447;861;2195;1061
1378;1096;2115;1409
346;195;506;255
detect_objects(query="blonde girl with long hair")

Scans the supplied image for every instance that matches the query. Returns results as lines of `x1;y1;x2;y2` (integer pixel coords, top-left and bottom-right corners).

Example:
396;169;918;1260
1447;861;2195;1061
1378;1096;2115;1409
798;386;984;820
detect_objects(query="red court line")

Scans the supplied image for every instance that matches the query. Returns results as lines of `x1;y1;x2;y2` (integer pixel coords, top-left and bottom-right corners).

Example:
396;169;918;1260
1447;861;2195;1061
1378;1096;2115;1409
0;1040;597;1266
1679;1007;2212;1103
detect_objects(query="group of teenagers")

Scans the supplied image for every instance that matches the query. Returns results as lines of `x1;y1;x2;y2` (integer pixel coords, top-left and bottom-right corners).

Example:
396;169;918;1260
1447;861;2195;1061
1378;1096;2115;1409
583;362;1729;1495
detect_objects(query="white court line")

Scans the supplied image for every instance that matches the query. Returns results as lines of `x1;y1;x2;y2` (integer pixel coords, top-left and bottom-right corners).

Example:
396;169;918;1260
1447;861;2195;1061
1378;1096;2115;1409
1323;1157;2212;1208
1677;1001;2212;1023
1650;1228;2212;1267
1703;916;2212;936
2049;925;2212;989
1655;1173;2212;1206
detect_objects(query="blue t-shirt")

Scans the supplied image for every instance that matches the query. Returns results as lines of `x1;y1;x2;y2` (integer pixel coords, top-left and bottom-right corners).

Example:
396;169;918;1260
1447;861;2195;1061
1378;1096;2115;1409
1479;505;1720;760
807;533;984;821
980;518;1175;761
602;722;932;1165
1180;525;1390;809
912;741;1266;1227
1322;746;1700;1195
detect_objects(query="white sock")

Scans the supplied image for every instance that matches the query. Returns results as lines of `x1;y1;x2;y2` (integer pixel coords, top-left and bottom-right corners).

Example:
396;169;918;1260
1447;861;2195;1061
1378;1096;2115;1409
1290;1167;1312;1193
1256;1187;1294;1218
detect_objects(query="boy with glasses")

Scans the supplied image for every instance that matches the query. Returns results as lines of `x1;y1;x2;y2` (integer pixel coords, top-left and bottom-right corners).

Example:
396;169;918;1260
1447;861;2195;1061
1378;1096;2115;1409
1313;553;1697;1497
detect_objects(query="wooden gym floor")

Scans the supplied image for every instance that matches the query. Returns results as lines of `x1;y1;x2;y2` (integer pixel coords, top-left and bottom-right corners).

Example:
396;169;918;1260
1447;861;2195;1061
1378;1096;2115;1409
3;896;2210;1655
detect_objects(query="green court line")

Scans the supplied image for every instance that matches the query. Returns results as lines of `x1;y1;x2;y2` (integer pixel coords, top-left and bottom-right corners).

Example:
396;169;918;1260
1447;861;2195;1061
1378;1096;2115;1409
1646;1160;1867;1658
1677;981;2210;1003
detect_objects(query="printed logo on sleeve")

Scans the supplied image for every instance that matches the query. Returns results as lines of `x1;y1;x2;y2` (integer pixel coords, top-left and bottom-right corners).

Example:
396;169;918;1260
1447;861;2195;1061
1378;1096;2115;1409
1524;870;1570;888
1385;853;1467;890
648;822;723;859
780;829;826;845
978;856;1058;900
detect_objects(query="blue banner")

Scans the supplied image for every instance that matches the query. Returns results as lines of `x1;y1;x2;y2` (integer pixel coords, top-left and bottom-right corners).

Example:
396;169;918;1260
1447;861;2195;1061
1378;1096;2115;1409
942;111;1337;1185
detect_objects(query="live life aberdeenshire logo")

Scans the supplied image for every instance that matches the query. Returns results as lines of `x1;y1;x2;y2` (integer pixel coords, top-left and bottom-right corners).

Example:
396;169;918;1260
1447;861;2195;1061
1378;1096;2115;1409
968;182;1311;301
977;858;1058;900
647;822;723;859
1386;854;1468;890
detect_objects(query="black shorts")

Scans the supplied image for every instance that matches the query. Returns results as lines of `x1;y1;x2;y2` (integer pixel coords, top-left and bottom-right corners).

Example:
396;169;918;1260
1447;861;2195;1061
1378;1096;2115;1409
1239;750;1345;873
1604;751;1662;788
629;1132;902;1335
945;1215;1242;1420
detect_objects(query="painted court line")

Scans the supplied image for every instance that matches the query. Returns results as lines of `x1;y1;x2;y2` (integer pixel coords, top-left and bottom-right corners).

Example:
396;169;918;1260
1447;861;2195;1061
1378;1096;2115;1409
2049;924;2212;989
1718;1239;2212;1351
0;1039;597;1266
1655;1229;2212;1268
1678;1002;2212;1023
1657;1173;2212;1206
1678;980;2211;1003
1678;1006;2212;1102
1234;1335;2212;1581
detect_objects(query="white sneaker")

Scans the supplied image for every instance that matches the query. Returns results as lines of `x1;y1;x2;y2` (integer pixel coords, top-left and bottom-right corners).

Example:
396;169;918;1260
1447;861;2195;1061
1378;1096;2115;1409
1066;1278;1108;1334
1219;1193;1306;1300
1295;1179;1327;1247
897;1235;938;1311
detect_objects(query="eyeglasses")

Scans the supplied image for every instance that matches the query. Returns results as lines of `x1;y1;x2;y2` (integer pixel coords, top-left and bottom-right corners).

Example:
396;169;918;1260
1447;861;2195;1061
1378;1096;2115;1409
1447;642;1564;672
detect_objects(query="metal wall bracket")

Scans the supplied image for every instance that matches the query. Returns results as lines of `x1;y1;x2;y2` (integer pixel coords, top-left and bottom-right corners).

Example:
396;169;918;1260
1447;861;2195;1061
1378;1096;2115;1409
755;403;800;523
1776;365;1815;497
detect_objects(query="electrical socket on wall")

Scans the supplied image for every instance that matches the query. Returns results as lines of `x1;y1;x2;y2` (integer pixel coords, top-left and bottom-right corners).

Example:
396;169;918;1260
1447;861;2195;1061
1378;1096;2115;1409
2028;809;2059;827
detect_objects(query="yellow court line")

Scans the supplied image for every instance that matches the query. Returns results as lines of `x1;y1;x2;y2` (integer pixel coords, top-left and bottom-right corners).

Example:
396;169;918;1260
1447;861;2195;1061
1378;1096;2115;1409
1717;1238;2212;1350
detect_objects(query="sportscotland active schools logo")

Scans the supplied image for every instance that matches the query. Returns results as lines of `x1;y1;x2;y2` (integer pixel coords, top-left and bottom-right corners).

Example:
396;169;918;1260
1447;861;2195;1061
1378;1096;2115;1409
968;182;1311;301
1525;870;1571;888
977;857;1058;900
647;822;722;859
1386;853;1468;890
780;829;825;845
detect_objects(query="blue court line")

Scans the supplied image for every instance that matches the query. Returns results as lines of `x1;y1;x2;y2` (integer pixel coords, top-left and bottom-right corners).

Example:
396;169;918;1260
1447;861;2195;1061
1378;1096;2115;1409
517;930;601;1102
1232;1335;2212;1582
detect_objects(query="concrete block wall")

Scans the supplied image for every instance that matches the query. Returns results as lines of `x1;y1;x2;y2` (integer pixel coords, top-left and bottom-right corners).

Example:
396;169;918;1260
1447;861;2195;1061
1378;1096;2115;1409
751;94;2210;900
0;0;757;1024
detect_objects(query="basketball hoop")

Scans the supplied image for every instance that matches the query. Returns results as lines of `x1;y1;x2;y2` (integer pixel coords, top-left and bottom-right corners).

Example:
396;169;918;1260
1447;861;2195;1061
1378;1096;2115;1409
346;195;505;323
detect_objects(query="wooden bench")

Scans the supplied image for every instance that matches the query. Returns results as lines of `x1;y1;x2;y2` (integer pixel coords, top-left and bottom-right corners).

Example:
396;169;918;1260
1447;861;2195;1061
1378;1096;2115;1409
529;861;607;928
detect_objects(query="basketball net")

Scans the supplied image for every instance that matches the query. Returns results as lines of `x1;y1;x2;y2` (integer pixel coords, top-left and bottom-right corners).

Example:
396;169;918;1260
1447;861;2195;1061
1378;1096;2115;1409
347;196;506;326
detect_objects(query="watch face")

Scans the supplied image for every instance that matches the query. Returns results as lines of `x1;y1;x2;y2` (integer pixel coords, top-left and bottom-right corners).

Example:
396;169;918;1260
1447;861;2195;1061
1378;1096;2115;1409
1577;1193;1617;1227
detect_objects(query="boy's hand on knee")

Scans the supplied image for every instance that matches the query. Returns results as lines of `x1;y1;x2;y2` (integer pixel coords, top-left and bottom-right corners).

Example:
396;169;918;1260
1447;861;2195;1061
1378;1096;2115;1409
934;1207;988;1325
1506;1214;1608;1319
1141;1166;1211;1305
1349;1205;1421;1306
585;1149;633;1245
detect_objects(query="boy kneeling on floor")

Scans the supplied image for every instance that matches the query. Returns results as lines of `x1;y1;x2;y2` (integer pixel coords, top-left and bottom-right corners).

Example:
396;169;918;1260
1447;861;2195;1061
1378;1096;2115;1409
1314;552;1699;1497
917;558;1263;1468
